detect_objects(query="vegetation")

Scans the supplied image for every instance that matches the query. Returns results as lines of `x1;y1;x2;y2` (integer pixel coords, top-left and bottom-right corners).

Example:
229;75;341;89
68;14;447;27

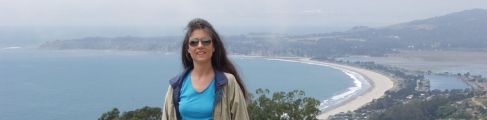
247;89;321;120
98;106;161;120
316;58;487;119
368;91;476;120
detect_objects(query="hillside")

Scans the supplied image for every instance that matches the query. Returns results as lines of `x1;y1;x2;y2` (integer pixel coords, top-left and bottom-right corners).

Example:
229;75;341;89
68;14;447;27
383;8;487;31
375;8;487;48
339;8;487;49
39;9;487;58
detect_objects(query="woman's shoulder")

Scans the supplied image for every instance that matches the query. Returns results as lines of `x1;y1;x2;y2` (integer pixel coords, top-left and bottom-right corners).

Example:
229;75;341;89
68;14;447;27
222;72;237;84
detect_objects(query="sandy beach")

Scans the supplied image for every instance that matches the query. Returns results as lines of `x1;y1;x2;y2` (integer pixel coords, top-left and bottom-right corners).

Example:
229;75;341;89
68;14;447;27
297;58;394;119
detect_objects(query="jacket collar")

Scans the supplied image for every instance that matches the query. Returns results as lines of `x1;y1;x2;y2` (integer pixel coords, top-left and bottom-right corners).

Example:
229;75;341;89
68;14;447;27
169;65;228;88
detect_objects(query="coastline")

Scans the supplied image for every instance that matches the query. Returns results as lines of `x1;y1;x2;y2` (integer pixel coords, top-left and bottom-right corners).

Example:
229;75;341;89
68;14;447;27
296;58;394;119
233;55;395;119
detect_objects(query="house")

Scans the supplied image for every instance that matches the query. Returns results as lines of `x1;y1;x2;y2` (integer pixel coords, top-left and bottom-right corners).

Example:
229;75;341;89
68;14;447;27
407;95;414;99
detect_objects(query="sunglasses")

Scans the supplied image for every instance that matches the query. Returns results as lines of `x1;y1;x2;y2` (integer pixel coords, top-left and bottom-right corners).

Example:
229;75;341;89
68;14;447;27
189;38;212;47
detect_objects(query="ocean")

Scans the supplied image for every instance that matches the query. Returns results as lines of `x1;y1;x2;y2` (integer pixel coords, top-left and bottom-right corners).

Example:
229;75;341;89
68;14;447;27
0;48;366;120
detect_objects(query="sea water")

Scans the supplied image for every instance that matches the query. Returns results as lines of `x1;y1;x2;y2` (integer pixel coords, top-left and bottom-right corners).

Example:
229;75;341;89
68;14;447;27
1;48;363;120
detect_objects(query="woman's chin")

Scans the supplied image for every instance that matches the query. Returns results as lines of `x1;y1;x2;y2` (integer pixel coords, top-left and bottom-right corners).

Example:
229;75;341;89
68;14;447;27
193;58;211;64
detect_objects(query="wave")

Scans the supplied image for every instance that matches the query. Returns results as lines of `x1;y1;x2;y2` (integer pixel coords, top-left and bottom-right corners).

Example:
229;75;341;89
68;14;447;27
265;58;371;112
266;58;300;63
2;47;22;50
317;68;371;110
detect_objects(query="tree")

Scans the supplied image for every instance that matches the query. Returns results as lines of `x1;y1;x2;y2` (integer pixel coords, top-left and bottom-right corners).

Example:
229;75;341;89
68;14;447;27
247;88;321;120
99;108;120;120
372;100;428;120
443;89;450;94
448;111;472;119
99;106;161;120
431;89;442;95
119;106;161;120
479;106;486;114
435;105;456;118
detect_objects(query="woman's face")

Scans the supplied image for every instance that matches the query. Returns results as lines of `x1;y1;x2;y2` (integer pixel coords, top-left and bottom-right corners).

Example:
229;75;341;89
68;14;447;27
187;29;215;64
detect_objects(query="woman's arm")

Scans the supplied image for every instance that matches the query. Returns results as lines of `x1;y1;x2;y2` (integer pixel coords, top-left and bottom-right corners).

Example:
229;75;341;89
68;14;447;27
226;74;250;120
162;86;174;120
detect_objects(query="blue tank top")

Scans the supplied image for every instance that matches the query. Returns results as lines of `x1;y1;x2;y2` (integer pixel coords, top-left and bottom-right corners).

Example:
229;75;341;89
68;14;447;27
179;72;215;120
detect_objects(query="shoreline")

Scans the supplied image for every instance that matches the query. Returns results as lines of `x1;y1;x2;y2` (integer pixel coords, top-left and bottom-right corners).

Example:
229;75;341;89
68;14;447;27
235;55;395;119
296;58;394;119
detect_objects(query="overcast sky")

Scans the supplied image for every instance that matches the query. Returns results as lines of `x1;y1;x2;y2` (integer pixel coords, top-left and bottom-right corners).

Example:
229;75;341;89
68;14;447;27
2;0;487;27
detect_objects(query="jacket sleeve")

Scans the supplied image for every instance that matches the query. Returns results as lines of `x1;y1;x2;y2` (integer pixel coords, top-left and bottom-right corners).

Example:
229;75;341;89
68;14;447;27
227;75;250;120
162;86;174;120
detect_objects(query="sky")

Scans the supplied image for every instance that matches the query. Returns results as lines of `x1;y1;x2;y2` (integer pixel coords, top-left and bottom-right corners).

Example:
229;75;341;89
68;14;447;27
2;0;487;27
1;0;487;46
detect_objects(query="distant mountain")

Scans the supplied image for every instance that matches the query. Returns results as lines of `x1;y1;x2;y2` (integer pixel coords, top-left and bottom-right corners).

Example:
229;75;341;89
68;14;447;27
382;8;487;31
39;36;183;52
341;8;487;49
39;9;487;57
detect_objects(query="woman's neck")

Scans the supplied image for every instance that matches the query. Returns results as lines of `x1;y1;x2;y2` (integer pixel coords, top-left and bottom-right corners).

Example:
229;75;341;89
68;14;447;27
192;62;214;79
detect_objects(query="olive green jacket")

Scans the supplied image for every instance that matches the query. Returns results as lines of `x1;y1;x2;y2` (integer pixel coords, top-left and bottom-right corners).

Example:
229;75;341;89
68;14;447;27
162;67;249;120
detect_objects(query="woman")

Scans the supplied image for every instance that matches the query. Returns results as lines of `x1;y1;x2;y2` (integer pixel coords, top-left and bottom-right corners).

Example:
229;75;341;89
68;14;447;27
162;18;249;120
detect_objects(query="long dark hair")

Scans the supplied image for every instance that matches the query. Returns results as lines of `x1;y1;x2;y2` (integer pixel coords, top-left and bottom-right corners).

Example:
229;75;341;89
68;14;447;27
181;18;248;100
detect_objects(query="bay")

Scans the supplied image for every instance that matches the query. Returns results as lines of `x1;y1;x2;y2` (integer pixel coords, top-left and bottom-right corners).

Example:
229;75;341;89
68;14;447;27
0;48;355;120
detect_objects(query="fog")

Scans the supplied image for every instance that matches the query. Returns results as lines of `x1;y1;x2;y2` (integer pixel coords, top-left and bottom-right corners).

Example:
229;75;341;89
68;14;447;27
1;0;486;46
